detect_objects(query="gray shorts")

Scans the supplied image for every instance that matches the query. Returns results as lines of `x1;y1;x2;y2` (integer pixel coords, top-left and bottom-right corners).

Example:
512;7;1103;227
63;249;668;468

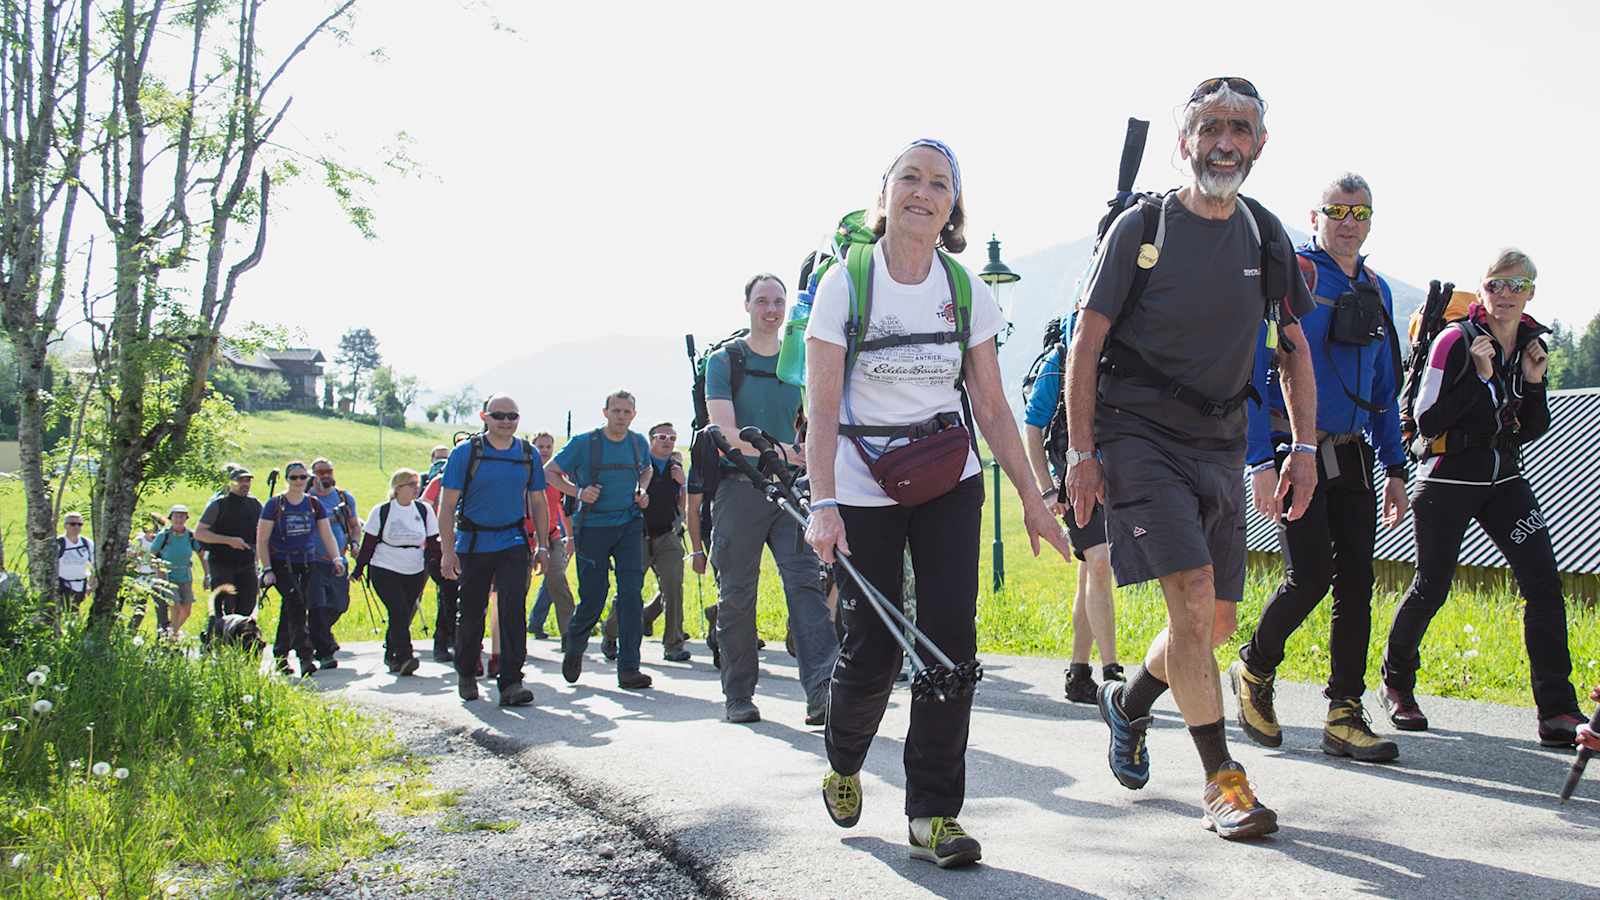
1099;436;1246;601
169;580;195;606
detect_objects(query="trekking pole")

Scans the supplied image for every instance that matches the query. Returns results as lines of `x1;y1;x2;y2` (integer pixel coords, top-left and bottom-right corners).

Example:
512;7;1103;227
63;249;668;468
357;575;384;635
1559;706;1600;803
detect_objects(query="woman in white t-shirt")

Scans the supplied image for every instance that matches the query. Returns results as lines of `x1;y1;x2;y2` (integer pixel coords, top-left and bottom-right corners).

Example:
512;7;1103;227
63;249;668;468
804;139;1072;867
352;468;440;676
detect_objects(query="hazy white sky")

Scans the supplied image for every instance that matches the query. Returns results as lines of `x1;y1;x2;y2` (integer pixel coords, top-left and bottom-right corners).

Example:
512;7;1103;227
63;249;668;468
236;0;1596;393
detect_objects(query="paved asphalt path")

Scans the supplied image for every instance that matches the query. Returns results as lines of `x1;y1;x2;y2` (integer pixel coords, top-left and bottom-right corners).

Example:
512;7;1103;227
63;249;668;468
318;636;1599;899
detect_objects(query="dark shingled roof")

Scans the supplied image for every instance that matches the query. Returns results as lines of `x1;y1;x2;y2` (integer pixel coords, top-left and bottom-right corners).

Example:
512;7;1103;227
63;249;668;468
1245;387;1600;576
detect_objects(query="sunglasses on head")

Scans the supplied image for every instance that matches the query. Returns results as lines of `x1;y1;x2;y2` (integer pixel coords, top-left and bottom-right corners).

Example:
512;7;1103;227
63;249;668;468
485;411;520;421
1190;76;1260;104
1320;204;1372;222
1484;276;1535;296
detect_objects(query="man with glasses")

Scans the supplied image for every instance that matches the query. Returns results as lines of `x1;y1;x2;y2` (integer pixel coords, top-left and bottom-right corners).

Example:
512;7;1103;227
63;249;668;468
602;422;690;662
195;464;263;616
307;457;360;668
547;390;655;689
1066;77;1317;838
703;274;837;726
1230;173;1406;764
56;512;95;610
437;394;548;707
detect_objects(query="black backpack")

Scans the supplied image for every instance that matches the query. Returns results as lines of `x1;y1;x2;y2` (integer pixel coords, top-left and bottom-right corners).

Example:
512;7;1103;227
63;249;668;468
1020;316;1071;473
377;499;433;549
454;433;537;552
686;329;780;433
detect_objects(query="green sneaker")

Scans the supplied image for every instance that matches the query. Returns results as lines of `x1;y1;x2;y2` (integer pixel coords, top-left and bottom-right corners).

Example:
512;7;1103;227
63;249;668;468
909;816;982;868
821;771;861;828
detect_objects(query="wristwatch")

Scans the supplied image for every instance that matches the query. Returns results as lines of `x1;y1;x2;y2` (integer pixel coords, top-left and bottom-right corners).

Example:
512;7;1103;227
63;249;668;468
1063;448;1094;468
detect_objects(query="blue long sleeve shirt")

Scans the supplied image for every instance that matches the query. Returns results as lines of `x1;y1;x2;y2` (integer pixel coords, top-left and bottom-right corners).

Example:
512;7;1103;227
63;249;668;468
1246;240;1407;469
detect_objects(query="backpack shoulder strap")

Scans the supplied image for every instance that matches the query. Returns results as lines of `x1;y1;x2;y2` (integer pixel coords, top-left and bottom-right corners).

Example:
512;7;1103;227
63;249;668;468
843;241;875;371
1297;254;1318;296
57;536;66;559
379;501;391;540
1113;194;1166;331
461;434;486;499
154;532;170;555
936;250;972;353
726;341;747;400
588;428;604;483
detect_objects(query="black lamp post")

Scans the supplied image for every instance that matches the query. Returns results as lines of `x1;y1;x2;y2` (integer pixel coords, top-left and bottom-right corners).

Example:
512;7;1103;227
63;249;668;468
977;234;1020;592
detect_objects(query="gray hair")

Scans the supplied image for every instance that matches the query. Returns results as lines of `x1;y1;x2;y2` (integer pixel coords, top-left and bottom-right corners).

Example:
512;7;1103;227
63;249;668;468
1181;82;1267;138
1321;172;1372;204
1485;247;1538;280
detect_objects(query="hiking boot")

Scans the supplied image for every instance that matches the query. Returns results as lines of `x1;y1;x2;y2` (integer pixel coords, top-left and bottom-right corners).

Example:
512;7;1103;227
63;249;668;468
663;649;692;663
562;650;583;684
458;675;480;702
1102;663;1126;683
385;659;402;674
806;683;830;726
398;657;420;677
316;655;338;670
487;654;500;678
725;698;760;724
1064;664;1098;704
786;629;796;658
1228;660;1282;748
1378;680;1429;731
1323;698;1398;762
601;637;618;662
1539;711;1588;748
433;648;454;663
498;683;535;707
1096;681;1152;790
909;817;982;868
299;658;318;678
617;670;653;690
474;656;484;678
642;620;655;638
821;770;861;828
530;630;548;640
1202;761;1278;840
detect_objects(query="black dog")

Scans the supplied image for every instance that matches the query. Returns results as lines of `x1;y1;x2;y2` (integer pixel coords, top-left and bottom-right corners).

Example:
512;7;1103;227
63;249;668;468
202;585;265;655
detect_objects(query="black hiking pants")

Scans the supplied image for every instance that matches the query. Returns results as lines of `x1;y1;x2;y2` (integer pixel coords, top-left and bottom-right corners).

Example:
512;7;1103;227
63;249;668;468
1384;477;1579;719
209;557;258;616
1243;442;1378;700
429;557;458;657
268;560;316;666
454;545;531;691
825;475;982;819
371;566;427;665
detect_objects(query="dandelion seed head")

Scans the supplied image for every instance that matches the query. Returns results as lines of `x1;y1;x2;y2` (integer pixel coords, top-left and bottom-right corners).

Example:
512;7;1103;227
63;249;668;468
91;762;110;777
241;694;254;704
26;670;46;686
113;768;128;780
242;720;254;730
9;852;25;869
31;699;52;715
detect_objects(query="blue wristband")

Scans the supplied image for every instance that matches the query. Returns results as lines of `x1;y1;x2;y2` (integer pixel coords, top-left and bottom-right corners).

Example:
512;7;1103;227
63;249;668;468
1290;442;1317;456
810;499;840;512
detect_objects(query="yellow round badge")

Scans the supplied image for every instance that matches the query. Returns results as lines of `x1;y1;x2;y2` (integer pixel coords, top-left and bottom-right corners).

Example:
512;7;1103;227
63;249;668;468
1136;243;1159;269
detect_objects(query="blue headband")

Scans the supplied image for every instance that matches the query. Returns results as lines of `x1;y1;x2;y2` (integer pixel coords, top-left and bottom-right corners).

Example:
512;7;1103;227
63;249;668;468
882;138;962;202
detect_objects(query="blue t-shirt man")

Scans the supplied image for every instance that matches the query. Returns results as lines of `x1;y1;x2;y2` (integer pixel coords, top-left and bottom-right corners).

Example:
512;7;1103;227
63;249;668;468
260;494;328;562
553;429;650;528
153;528;201;584
705;340;801;467
310;485;357;563
441;436;546;554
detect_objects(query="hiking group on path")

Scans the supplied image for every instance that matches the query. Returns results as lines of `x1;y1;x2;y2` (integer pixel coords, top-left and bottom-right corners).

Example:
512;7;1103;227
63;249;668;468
57;74;1600;873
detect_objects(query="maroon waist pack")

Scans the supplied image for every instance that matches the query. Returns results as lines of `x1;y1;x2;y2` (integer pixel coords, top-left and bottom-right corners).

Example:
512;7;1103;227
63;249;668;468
849;412;970;507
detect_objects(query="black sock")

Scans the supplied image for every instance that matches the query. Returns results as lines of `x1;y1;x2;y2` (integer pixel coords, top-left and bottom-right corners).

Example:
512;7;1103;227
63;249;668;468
1117;666;1169;719
1068;662;1092;679
1189;719;1230;778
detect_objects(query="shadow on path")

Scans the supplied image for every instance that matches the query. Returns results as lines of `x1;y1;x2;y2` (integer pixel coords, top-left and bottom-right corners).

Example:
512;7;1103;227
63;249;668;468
841;835;1108;900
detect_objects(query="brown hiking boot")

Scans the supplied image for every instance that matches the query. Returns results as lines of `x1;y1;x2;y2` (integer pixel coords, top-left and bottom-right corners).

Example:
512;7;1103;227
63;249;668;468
1323;698;1399;762
1228;660;1282;748
1379;681;1429;731
1202;761;1278;840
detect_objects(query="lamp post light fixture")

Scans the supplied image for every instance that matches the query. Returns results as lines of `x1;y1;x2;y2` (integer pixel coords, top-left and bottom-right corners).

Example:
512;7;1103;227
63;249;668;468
977;234;1020;592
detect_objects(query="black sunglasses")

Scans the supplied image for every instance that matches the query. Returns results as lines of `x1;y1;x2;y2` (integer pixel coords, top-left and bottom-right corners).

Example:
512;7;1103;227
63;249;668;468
287;473;310;481
486;411;520;421
1190;76;1260;104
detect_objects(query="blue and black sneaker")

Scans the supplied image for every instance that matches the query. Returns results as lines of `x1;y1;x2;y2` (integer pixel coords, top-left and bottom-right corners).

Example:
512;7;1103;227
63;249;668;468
1096;681;1152;790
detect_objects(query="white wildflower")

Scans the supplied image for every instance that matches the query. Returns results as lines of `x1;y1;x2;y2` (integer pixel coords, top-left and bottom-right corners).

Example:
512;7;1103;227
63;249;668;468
91;762;110;777
113;768;129;780
26;670;46;687
31;699;52;715
2;721;18;732
68;760;82;770
9;852;25;869
52;684;66;693
241;694;254;705
231;768;246;776
1463;624;1475;634
1464;648;1480;660
131;635;145;648
242;720;254;731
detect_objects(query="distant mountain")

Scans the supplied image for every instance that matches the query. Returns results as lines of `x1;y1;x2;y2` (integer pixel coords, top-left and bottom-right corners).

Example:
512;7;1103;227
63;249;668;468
461;231;1427;436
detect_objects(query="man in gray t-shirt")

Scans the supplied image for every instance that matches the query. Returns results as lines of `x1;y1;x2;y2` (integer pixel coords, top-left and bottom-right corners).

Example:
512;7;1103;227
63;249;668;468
1064;77;1318;841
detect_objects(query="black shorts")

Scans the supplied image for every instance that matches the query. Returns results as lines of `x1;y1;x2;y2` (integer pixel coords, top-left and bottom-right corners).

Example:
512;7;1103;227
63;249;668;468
1099;436;1247;601
1061;502;1107;562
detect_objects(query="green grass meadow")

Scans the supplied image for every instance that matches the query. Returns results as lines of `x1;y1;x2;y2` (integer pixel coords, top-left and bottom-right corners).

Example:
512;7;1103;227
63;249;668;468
13;411;1597;709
